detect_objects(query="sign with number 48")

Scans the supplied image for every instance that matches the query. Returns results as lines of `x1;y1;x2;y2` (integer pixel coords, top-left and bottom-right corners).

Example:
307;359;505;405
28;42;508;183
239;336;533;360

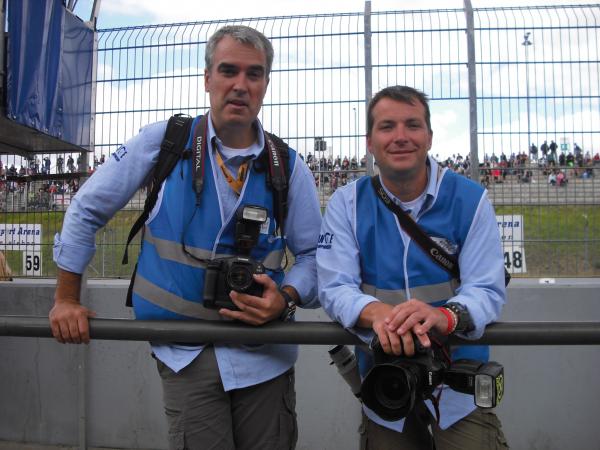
496;215;527;274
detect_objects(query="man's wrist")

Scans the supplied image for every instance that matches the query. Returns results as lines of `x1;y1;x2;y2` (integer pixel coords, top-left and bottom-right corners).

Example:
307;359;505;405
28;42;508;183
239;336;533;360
55;269;83;304
443;302;475;333
278;287;298;322
437;306;457;335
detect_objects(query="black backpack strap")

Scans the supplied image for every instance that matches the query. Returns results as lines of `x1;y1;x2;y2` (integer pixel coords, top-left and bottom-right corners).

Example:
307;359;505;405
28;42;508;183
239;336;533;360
122;114;193;266
123;115;193;307
125;263;138;307
264;131;290;237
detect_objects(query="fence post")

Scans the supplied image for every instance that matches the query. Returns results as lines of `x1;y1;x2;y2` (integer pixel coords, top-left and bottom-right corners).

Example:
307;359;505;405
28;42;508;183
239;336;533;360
363;1;374;177
464;0;480;183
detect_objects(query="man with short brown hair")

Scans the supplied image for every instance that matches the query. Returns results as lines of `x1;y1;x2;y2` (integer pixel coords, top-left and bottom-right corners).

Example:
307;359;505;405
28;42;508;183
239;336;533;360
318;85;508;449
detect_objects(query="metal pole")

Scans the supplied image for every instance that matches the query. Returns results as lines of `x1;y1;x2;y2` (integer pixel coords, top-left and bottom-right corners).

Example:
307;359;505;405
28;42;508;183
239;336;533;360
89;0;102;26
2;317;600;346
522;32;532;157
0;0;6;110
464;0;480;182
353;107;358;159
78;273;88;450
363;1;374;177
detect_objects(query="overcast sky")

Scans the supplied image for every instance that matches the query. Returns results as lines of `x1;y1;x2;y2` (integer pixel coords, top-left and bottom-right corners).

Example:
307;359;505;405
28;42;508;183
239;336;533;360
75;0;600;28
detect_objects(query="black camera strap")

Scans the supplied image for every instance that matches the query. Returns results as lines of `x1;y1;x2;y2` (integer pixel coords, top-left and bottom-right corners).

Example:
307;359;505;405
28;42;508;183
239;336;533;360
264;132;289;237
371;176;511;287
191;114;209;206
371;176;461;280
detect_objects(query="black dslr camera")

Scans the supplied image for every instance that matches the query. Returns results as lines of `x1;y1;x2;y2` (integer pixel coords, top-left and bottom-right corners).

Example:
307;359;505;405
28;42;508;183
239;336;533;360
360;335;504;421
203;205;268;310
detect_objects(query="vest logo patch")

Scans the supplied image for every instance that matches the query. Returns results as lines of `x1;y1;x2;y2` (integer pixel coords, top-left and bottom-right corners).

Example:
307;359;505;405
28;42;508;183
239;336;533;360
260;218;270;235
317;232;334;249
112;145;128;162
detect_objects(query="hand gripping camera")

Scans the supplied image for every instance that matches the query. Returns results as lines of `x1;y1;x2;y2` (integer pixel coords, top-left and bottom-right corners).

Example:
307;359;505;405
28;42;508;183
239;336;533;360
203;205;268;310
330;335;504;422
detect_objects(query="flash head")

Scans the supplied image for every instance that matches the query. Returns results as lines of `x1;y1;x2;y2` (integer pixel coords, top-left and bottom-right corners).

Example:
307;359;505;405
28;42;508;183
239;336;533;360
235;205;268;254
238;205;268;223
444;359;504;409
474;362;504;408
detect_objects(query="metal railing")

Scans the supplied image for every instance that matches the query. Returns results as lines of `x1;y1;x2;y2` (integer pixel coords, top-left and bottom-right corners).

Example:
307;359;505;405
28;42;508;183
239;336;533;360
2;316;600;345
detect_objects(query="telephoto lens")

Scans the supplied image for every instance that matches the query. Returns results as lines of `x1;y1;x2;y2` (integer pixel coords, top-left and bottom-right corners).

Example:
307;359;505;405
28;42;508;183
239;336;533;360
328;345;362;398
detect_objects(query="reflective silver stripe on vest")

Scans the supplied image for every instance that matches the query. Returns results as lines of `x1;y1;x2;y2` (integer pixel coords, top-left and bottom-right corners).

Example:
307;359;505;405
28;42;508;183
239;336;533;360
410;280;459;303
144;227;212;267
360;284;407;304
133;273;223;320
262;247;285;269
144;226;284;269
361;280;458;305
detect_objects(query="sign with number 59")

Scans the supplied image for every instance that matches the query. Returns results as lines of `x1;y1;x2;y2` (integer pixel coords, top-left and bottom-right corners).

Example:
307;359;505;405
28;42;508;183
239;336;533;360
23;252;42;276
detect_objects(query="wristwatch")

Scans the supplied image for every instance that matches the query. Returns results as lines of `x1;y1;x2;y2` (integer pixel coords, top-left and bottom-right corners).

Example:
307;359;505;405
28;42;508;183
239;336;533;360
278;289;297;322
443;302;475;333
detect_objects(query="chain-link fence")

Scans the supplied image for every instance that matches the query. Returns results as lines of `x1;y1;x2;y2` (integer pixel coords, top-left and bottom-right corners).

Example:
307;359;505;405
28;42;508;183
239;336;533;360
1;4;599;278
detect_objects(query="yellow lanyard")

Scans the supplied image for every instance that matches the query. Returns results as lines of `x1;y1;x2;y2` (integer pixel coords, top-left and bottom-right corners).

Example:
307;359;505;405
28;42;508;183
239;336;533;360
215;150;248;195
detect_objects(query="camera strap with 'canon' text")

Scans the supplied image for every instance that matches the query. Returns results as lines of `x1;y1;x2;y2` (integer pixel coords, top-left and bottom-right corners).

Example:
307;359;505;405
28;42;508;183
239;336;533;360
371;175;511;286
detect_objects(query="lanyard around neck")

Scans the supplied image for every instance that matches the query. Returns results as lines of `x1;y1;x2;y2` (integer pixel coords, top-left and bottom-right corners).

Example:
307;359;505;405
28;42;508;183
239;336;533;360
214;150;248;195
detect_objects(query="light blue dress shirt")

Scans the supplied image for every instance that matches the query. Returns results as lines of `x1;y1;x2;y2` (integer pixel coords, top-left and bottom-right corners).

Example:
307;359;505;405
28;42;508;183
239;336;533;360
317;156;506;430
54;112;322;390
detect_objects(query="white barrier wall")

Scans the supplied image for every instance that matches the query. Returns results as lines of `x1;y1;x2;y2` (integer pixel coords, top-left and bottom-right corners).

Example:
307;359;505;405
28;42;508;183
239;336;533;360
0;278;599;450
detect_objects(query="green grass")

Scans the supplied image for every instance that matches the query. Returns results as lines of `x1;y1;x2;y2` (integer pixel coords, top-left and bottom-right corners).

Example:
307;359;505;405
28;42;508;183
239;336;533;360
1;205;599;278
495;205;600;276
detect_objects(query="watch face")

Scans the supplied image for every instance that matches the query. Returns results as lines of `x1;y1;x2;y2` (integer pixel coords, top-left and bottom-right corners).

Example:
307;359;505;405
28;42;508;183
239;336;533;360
282;306;296;322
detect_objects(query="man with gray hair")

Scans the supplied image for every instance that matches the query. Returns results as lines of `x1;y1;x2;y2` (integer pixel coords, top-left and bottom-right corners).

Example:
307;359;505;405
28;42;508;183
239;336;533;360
50;25;321;449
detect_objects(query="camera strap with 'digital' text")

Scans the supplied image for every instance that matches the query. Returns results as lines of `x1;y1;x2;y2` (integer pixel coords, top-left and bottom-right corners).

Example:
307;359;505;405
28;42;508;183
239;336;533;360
370;176;511;287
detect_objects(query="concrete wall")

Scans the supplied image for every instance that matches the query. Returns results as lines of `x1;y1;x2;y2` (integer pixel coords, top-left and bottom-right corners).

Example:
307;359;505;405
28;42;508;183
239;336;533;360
1;278;599;450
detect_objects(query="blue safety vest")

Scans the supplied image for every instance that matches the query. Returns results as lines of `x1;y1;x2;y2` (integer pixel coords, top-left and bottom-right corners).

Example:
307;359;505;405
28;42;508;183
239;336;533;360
132;120;295;321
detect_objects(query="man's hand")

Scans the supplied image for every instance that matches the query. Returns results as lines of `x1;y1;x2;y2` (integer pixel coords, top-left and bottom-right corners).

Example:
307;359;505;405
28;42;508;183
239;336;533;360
49;300;96;344
384;299;448;349
358;302;415;356
49;269;96;344
218;274;287;326
360;299;449;356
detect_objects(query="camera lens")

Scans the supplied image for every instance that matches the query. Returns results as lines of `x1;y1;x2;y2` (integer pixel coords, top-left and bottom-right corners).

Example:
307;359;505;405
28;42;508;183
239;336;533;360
361;363;418;421
373;366;412;410
227;262;253;292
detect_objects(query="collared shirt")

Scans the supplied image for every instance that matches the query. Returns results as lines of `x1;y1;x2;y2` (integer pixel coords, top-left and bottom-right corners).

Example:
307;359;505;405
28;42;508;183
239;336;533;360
54;112;322;388
316;155;506;430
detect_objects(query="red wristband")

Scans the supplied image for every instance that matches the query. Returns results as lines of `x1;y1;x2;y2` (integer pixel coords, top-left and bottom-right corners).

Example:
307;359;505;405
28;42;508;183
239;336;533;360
437;306;456;335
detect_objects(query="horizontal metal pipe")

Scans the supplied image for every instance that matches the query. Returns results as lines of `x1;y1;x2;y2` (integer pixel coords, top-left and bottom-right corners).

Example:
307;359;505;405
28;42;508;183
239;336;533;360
1;316;600;345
